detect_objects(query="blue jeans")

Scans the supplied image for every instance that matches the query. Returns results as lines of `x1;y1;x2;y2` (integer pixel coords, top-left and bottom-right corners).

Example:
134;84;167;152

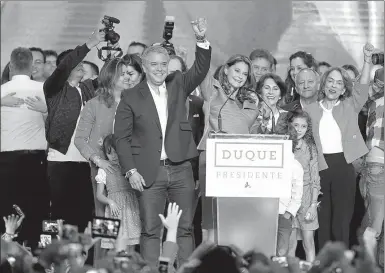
360;161;384;267
139;161;195;266
277;214;293;256
360;162;384;236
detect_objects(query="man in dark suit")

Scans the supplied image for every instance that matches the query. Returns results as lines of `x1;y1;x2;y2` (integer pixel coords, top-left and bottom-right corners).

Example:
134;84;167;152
114;18;211;265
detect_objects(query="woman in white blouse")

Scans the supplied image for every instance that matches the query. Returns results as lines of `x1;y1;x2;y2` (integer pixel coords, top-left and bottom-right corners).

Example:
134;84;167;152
304;43;373;249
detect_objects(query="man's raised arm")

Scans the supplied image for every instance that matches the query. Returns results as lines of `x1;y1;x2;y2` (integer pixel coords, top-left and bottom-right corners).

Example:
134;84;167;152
182;18;212;95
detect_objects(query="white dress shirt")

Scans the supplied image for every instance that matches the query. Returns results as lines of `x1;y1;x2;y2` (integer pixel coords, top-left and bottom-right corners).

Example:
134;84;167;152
148;82;169;160
1;75;47;152
47;85;87;162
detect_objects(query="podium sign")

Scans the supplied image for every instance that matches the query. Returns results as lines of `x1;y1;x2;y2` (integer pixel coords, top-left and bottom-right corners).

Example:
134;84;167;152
206;137;293;198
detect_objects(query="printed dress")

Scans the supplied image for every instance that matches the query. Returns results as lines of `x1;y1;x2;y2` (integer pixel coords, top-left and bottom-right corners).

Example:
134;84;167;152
293;141;320;231
95;166;141;248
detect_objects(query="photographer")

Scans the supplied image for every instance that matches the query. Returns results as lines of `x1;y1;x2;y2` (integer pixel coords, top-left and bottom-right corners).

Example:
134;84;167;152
44;30;104;231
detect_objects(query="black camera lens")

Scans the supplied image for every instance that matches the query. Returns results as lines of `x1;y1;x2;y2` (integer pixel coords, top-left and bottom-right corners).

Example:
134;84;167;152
372;52;384;66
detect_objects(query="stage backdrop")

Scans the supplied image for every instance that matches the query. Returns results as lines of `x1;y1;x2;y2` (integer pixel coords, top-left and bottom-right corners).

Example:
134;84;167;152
1;1;384;79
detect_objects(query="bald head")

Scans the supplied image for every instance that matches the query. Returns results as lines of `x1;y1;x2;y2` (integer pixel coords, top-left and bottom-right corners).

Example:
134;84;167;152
295;68;319;100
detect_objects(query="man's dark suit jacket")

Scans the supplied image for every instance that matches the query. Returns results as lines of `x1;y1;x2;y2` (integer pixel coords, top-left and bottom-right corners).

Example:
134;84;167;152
187;95;205;181
114;45;211;187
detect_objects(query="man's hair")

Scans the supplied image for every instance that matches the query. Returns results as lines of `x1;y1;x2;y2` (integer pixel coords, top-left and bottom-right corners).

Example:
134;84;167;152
43;50;58;58
10;47;33;72
56;49;73;66
249;49;275;68
83;61;100;76
129;41;147;50
318;61;331;68
169;55;187;73
29;47;46;63
141;45;169;63
294;67;319;85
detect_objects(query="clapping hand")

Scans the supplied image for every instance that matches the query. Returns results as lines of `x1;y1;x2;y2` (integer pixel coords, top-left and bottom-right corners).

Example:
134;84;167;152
191;18;207;37
25;96;47;113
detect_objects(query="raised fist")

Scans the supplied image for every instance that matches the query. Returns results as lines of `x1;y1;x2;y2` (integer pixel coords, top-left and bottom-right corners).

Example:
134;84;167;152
191;18;207;37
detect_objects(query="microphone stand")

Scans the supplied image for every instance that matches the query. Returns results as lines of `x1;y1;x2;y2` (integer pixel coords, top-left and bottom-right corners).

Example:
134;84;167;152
209;88;238;137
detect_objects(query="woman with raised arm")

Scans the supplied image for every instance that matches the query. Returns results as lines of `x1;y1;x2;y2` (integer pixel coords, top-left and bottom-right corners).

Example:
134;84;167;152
197;54;258;241
303;43;373;249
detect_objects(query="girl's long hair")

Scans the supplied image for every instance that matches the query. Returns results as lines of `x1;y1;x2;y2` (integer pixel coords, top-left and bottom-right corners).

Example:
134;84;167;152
288;110;316;160
217;54;257;104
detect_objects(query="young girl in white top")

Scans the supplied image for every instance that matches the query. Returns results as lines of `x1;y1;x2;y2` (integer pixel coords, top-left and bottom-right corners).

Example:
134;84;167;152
95;134;141;252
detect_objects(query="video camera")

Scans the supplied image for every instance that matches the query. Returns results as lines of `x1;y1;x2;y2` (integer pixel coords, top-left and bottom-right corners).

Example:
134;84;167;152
372;52;384;66
97;15;123;61
160;16;176;56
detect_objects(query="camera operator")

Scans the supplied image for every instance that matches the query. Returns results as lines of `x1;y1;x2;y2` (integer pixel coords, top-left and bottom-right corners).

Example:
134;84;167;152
43;29;104;232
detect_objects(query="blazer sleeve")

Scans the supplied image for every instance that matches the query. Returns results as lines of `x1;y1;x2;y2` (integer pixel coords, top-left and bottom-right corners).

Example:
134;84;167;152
182;45;212;97
43;44;90;98
349;82;369;113
114;91;136;174
74;100;98;161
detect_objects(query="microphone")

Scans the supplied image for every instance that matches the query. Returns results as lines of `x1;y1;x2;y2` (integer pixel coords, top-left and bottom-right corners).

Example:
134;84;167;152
246;88;276;134
216;88;238;134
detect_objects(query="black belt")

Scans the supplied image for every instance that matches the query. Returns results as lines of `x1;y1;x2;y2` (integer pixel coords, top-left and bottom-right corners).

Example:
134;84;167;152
160;159;187;166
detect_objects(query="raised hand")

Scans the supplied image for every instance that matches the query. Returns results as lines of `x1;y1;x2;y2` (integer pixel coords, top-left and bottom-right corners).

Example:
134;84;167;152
191;18;207;37
3;214;25;234
86;28;106;49
159;202;183;230
363;42;375;62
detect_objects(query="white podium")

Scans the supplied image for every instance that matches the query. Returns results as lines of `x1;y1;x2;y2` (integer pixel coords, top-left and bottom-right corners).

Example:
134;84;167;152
206;133;292;257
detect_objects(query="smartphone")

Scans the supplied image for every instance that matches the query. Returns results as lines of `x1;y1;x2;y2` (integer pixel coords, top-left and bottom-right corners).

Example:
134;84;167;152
38;234;52;249
158;257;170;273
12;204;24;217
91;217;121;239
42;220;59;234
113;253;131;269
299;260;312;271
271;256;288;267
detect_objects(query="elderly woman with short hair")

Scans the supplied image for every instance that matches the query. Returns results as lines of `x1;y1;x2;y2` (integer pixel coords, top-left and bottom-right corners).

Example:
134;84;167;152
303;43;374;249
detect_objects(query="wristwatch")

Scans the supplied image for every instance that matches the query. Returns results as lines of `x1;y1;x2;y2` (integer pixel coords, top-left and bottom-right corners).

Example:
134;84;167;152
125;168;137;179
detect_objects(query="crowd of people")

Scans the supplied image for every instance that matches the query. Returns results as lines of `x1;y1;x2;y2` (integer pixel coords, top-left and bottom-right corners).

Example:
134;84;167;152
1;15;384;273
